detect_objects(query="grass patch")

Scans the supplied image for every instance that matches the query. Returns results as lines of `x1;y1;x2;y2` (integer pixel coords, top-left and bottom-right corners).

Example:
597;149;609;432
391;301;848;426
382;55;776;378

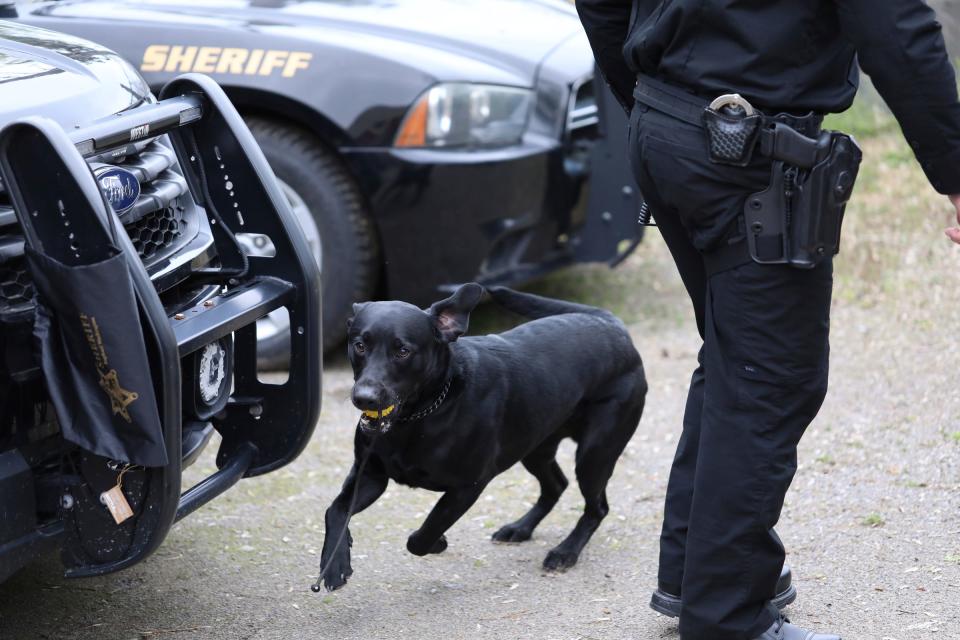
468;227;688;335
816;90;960;314
862;513;885;528
824;97;898;140
832;130;958;310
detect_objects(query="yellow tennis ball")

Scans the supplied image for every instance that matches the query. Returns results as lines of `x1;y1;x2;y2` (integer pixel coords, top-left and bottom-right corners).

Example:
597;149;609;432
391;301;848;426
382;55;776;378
362;405;395;419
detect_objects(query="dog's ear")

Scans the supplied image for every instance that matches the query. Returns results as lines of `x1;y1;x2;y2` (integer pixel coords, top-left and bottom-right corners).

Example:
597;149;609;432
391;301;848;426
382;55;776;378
428;283;483;343
347;302;368;331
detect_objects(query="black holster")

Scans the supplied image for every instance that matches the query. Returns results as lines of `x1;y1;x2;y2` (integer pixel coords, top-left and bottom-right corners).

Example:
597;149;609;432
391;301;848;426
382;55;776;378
745;132;862;268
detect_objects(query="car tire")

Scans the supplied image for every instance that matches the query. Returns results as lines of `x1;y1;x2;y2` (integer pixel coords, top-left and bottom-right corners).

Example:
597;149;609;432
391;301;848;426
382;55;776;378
245;117;379;366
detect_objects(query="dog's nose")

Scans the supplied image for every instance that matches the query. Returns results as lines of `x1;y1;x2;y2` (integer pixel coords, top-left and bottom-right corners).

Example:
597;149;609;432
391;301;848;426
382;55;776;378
351;384;382;412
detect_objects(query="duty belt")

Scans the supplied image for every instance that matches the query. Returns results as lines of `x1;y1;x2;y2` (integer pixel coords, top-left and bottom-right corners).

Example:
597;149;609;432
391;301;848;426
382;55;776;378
633;75;835;275
633;74;825;168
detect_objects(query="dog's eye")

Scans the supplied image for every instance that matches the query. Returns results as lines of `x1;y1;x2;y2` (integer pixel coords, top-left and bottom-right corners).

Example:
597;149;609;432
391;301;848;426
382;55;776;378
354;342;366;355
395;347;410;359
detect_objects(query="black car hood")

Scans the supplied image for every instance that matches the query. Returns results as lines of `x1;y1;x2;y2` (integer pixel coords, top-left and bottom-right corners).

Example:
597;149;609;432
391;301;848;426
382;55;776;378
0;20;149;126
28;0;585;83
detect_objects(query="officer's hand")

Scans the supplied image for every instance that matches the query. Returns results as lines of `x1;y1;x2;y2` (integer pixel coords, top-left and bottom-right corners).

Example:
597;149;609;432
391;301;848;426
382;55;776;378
946;195;960;244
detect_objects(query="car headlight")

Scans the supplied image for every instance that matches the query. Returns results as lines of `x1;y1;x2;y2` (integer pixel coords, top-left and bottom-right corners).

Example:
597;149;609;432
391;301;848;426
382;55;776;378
395;83;533;149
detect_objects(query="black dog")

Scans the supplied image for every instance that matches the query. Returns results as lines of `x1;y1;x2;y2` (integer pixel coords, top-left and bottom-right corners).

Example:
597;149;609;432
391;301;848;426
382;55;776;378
318;284;646;591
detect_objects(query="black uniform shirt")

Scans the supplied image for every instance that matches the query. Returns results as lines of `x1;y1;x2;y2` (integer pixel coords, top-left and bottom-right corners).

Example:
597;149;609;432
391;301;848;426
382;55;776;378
576;0;960;194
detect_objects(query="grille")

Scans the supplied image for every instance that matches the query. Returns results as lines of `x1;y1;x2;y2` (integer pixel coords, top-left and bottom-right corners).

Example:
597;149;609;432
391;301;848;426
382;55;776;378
112;141;192;265
0;138;195;314
0;259;33;315
127;199;186;260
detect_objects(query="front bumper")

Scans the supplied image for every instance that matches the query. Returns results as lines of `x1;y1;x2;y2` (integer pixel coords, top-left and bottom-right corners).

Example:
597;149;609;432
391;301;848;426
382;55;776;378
340;73;642;305
341;138;587;305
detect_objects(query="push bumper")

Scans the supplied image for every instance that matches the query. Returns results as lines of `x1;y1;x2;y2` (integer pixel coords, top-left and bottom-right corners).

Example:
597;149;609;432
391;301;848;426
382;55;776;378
0;73;321;578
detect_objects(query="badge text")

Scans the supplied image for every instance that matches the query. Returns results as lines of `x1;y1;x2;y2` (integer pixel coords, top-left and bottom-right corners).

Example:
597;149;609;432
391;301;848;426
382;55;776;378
141;45;312;78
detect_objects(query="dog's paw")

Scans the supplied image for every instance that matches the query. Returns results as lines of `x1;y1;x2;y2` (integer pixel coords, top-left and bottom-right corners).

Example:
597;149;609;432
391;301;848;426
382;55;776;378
491;523;532;543
407;532;447;556
542;548;580;572
321;552;354;591
428;534;448;554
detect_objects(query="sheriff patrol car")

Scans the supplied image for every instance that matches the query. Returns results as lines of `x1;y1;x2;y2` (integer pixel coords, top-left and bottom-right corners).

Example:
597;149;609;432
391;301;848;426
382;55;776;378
13;0;642;364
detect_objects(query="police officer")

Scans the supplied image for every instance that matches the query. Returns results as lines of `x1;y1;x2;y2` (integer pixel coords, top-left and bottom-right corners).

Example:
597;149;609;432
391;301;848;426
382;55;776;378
575;1;960;639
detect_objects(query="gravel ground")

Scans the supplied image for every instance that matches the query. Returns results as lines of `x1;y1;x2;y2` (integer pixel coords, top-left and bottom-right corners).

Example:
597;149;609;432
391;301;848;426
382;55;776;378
2;137;959;640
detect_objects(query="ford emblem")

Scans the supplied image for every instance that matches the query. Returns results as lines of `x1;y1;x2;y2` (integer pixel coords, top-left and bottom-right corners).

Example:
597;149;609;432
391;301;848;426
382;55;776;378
94;166;140;214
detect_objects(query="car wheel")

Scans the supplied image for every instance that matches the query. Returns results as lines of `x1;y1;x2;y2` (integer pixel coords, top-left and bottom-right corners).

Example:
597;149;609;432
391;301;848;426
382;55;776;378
245;117;379;367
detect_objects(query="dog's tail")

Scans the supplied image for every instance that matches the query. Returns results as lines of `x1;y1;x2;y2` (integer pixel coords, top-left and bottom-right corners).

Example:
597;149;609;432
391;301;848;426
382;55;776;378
486;286;614;320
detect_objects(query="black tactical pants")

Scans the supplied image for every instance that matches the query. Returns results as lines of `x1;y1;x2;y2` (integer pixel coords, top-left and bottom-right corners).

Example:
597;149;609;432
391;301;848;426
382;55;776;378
629;104;832;640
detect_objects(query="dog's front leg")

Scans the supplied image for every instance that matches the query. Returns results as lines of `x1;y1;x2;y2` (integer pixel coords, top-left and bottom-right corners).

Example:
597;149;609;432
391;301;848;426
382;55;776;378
407;483;488;556
320;457;388;591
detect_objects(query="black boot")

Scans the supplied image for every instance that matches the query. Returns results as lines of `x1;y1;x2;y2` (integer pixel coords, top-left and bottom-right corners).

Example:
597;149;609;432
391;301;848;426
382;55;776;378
649;564;797;618
752;614;840;640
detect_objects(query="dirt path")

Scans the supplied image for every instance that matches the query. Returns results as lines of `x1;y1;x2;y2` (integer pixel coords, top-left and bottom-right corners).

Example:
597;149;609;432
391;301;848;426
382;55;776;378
2;240;958;640
2;132;959;640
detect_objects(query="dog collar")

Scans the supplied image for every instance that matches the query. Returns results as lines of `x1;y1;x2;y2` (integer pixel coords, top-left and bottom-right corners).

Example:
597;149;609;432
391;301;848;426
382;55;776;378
399;377;452;423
